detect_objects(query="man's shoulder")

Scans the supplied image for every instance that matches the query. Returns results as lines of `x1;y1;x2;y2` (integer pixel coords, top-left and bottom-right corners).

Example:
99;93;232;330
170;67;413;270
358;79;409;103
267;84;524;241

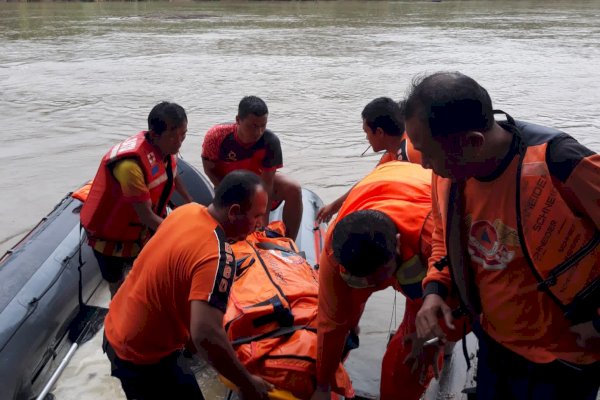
205;123;236;140
169;203;214;228
202;124;237;160
545;133;595;182
509;120;595;182
260;129;281;148
545;132;594;159
113;157;143;169
261;128;278;140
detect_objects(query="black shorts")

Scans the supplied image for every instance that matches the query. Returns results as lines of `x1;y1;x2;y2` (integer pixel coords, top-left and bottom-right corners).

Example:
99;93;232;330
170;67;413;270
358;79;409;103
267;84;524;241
92;250;134;284
103;334;204;400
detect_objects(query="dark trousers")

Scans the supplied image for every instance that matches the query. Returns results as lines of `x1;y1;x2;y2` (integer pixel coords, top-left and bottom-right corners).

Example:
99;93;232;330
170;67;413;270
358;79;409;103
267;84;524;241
103;335;204;400
93;250;134;283
473;324;599;400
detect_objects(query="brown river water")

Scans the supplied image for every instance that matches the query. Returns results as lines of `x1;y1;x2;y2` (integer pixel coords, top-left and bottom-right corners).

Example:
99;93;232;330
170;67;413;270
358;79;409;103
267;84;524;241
1;1;599;399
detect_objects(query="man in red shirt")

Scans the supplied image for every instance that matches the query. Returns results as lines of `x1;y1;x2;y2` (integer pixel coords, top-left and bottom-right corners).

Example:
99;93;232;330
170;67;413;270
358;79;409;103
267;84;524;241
103;170;273;400
202;96;303;240
406;72;600;399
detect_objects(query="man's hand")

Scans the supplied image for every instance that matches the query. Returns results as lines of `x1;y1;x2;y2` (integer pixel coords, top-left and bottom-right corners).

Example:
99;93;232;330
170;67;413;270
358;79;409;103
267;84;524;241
569;320;600;348
316;203;337;224
415;294;455;341
239;375;273;400
403;332;442;385
316;193;348;224
310;386;331;400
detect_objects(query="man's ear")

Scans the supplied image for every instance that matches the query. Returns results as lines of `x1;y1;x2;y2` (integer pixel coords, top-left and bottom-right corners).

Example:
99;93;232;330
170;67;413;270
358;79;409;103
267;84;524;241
228;203;241;222
463;131;485;149
235;115;241;125
375;127;385;136
147;130;159;142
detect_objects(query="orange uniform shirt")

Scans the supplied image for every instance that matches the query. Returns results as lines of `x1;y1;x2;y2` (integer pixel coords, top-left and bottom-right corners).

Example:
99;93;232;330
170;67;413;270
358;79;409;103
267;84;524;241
425;133;600;365
104;203;235;364
317;162;433;388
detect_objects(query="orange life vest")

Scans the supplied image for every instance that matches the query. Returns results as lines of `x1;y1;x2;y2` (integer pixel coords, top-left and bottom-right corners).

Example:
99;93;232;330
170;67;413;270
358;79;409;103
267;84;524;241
517;122;599;323
439;120;599;323
329;161;433;291
80;131;177;242
224;222;354;399
71;180;93;202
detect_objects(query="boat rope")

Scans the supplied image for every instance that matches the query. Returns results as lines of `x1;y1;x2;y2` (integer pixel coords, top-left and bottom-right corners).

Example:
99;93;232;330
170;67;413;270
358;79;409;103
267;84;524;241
387;290;398;342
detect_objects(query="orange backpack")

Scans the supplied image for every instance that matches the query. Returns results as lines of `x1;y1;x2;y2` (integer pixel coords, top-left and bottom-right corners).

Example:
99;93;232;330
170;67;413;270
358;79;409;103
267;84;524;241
224;222;354;399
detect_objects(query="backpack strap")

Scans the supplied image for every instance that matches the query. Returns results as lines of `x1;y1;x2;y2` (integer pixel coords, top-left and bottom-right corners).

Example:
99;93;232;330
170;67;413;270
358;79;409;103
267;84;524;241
232;325;315;347
255;241;306;260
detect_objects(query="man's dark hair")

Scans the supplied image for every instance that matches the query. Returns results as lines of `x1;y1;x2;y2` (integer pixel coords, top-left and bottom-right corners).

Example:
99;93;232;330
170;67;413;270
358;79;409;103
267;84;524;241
213;170;264;212
361;97;404;137
332;210;397;277
238;96;269;119
403;72;494;137
148;102;187;135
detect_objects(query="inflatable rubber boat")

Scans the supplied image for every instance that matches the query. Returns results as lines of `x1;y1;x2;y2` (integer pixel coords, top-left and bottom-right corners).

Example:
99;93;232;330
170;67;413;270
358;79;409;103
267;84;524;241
0;158;326;400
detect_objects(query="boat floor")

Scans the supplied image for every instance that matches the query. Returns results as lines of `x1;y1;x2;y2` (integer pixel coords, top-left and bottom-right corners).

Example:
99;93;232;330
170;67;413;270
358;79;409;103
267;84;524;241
50;281;243;399
51;282;391;399
50;284;468;399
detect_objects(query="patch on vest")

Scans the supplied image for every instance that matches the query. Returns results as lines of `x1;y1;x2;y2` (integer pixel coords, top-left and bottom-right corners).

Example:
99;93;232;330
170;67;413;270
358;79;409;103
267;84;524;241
468;220;516;271
147;152;156;166
110;136;138;159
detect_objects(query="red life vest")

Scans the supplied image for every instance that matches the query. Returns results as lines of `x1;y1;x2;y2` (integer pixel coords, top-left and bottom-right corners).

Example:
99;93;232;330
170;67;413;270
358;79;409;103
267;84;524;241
439;120;599;323
80;131;177;242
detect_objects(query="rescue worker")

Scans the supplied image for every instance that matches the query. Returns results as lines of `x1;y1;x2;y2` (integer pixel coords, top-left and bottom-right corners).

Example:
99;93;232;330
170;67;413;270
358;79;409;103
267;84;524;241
311;161;464;400
406;72;600;399
103;170;273;400
81;101;193;297
316;97;421;223
201;96;303;240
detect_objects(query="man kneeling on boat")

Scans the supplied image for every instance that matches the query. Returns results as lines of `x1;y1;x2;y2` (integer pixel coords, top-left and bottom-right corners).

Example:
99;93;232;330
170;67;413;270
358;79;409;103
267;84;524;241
311;161;466;400
102;171;273;400
202;95;303;241
81;101;194;298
